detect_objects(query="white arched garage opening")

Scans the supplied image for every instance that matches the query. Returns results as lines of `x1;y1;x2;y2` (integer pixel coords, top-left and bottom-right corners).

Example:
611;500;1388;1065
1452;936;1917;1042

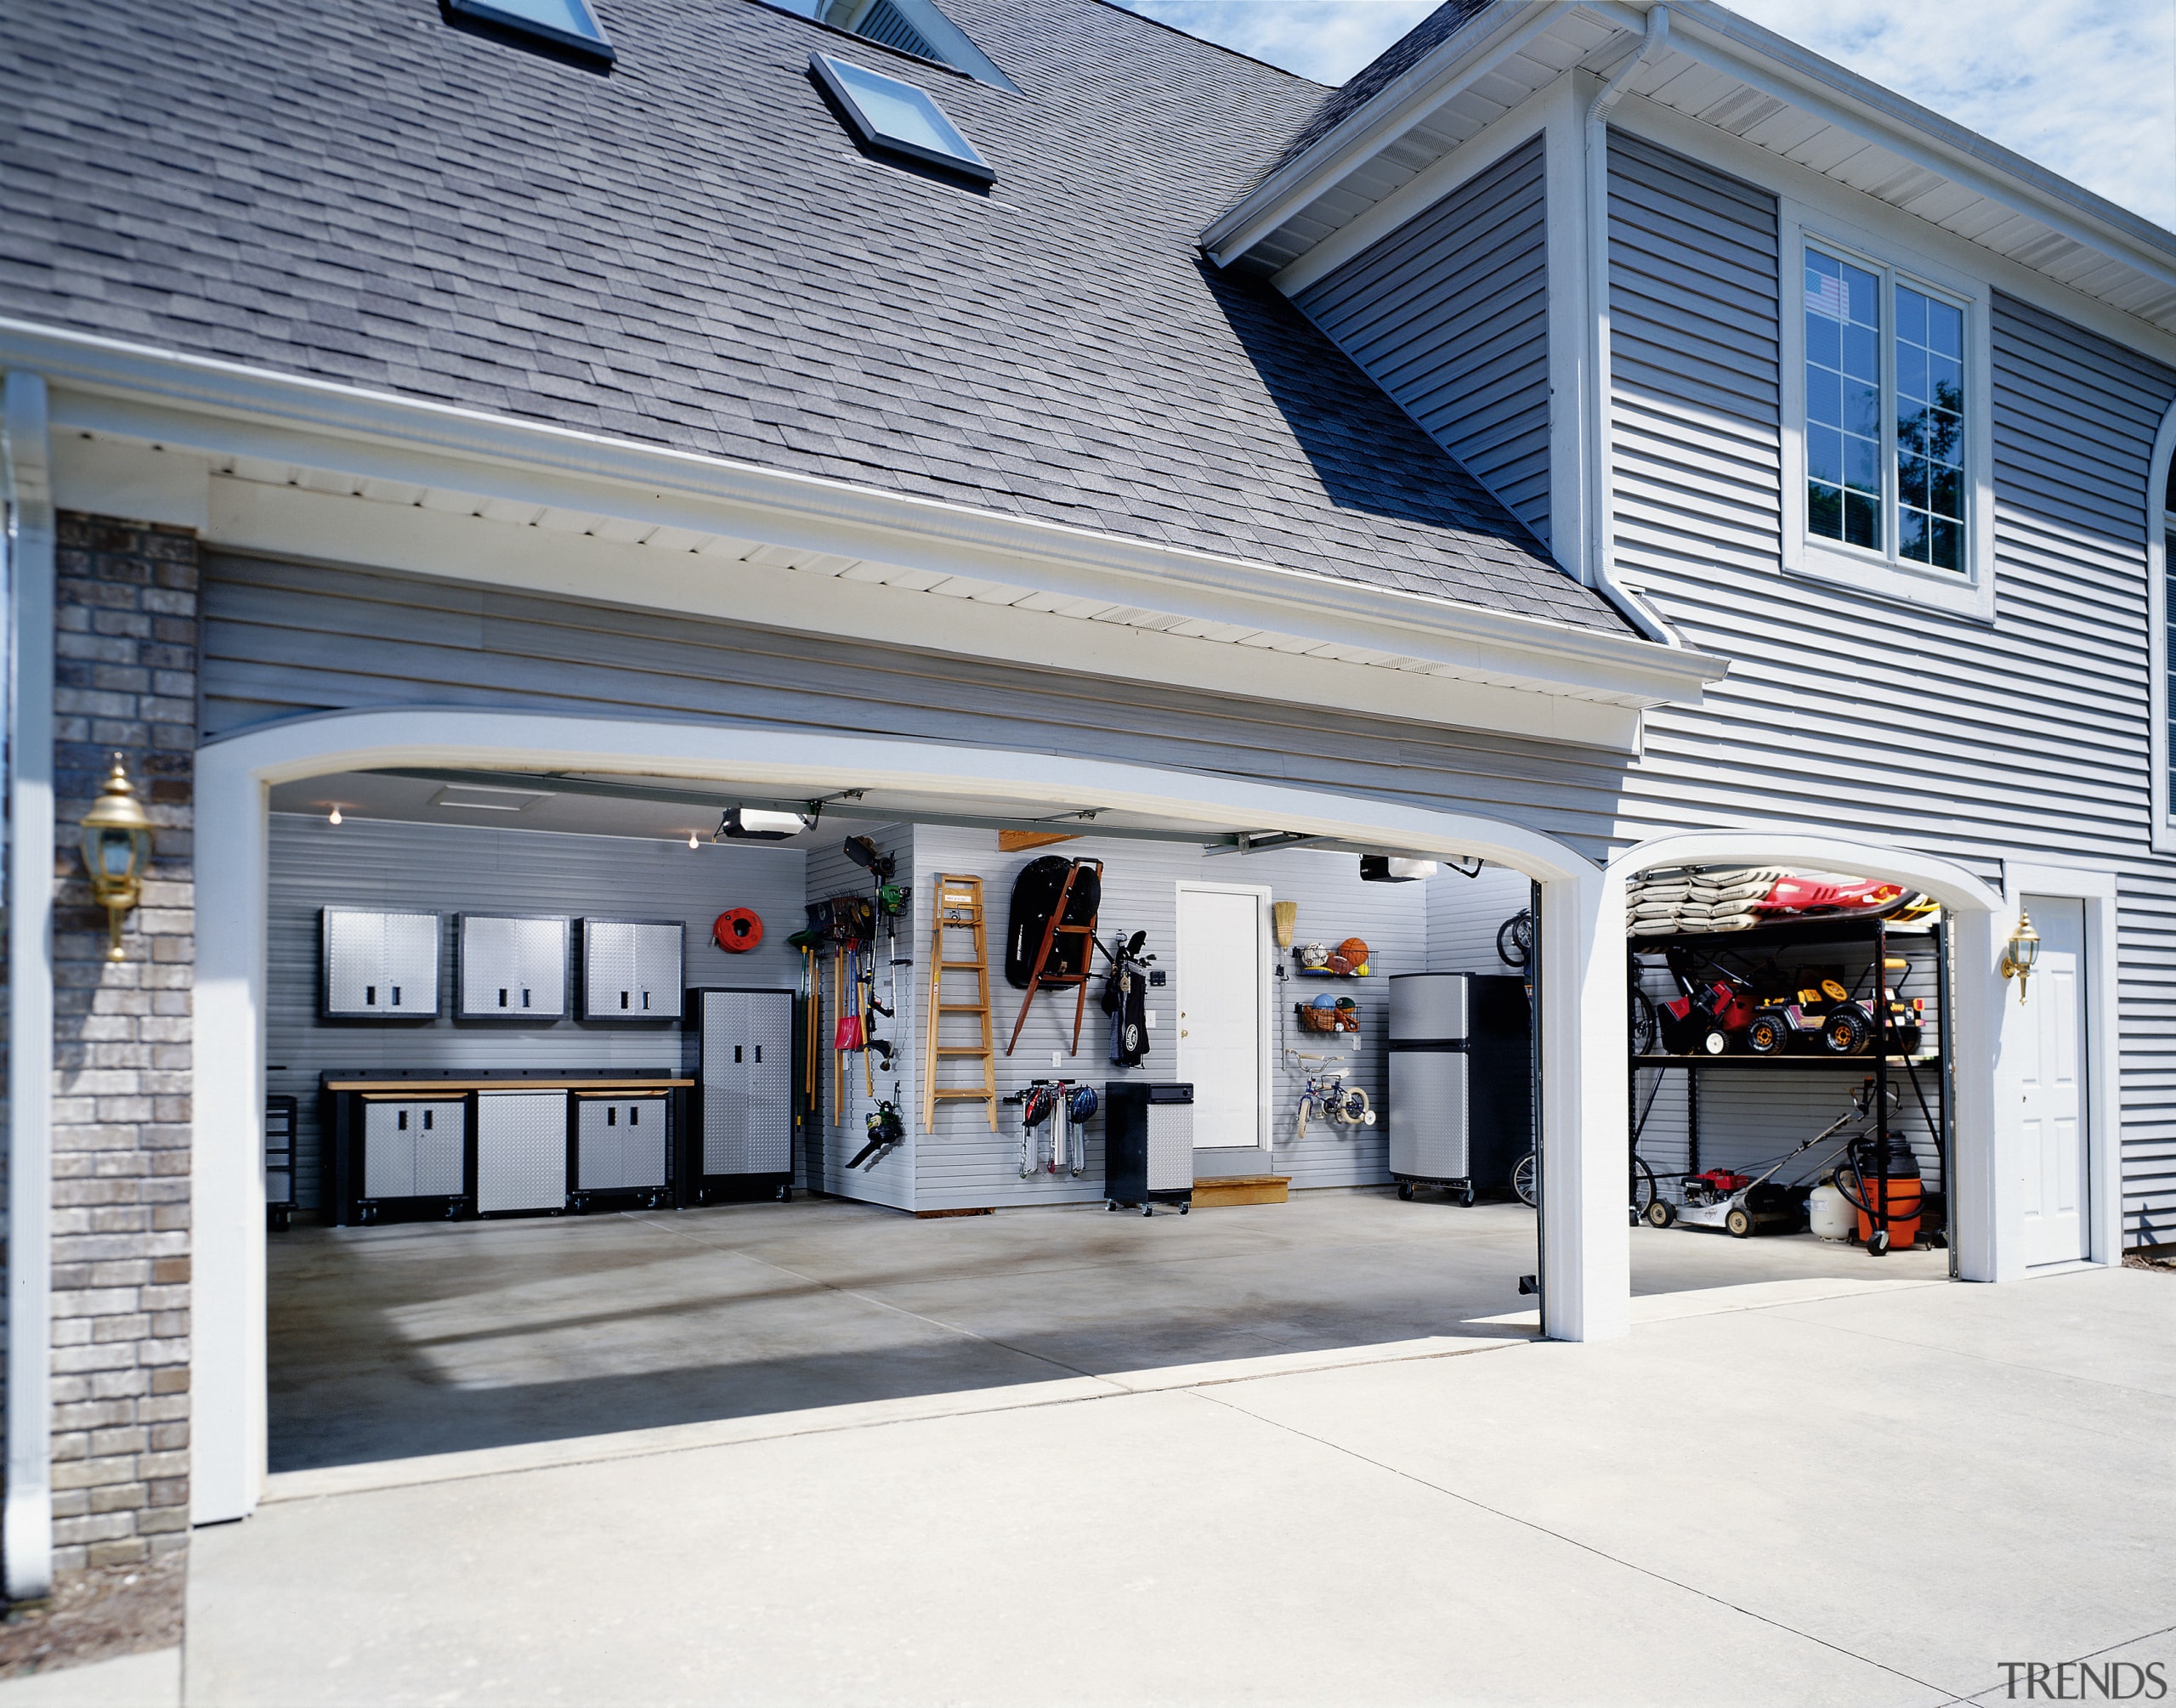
1609;829;2018;1284
191;708;1629;1523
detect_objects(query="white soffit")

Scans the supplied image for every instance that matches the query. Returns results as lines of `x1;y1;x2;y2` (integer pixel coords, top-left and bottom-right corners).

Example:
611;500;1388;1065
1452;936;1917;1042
1211;1;2176;341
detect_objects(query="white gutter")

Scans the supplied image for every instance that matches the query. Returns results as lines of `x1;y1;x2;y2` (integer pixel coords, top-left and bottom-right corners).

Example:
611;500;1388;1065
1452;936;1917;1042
0;317;1726;705
1582;6;1677;648
3;370;55;1602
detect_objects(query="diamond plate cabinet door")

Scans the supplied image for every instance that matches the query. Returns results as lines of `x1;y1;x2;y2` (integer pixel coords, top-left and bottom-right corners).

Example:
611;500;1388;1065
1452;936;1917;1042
360;1100;466;1201
323;907;442;1018
459;913;569;1018
576;1096;668;1191
582;919;683;1020
476;1090;570;1213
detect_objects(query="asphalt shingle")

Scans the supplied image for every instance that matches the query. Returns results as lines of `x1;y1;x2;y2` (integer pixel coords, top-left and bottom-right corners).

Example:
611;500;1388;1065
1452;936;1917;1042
0;0;1632;636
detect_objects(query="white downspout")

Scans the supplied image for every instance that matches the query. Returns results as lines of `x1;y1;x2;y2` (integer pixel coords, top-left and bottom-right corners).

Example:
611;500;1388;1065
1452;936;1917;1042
1584;5;1677;647
3;370;55;1601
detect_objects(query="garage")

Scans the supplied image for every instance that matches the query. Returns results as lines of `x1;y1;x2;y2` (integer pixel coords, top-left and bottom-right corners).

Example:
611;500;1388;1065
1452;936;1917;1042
249;761;1958;1485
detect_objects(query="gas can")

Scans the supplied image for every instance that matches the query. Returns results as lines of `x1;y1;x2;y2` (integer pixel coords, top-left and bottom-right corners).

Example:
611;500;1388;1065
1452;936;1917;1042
1808;1176;1855;1241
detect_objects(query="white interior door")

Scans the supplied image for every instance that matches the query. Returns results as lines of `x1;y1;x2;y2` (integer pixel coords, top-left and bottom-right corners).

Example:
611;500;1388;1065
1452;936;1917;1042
2019;896;2088;1267
1176;885;1266;1150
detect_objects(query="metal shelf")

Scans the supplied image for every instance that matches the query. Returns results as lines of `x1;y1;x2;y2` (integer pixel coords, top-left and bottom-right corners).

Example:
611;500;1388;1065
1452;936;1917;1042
1631;1054;1941;1071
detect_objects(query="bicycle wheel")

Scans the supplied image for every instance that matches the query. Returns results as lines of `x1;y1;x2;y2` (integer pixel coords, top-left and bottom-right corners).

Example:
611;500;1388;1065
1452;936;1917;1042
1511;1151;1538;1208
1629;1154;1658;1219
1295;1092;1312;1142
1629;988;1658;1057
1338;1087;1373;1127
1495;909;1533;970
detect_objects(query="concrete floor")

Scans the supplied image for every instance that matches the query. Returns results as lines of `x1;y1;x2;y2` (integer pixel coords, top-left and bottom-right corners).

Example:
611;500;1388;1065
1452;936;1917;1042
265;1190;1946;1475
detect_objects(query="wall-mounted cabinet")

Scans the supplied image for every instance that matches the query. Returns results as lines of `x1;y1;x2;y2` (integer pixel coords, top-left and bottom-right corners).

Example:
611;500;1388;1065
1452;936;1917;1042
458;913;570;1020
322;908;441;1019
581;919;684;1021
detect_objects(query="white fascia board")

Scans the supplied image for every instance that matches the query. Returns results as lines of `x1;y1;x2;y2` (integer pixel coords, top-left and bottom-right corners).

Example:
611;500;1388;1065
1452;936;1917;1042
1200;1;1561;266
201;478;1648;751
2;318;1726;710
1660;3;2176;306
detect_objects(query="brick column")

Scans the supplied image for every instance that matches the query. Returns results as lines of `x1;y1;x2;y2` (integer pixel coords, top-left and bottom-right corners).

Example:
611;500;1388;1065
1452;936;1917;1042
46;515;196;1572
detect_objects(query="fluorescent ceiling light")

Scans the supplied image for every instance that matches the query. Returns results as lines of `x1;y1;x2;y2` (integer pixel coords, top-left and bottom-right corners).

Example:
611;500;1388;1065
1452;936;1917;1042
430;783;552;812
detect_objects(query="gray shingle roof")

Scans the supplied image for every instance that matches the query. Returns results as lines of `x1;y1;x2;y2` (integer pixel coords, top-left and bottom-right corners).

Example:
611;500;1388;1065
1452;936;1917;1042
0;0;1632;636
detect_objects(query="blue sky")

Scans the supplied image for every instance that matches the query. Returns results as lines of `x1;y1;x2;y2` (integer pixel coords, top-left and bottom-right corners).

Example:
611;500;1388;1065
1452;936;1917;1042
1123;0;2176;230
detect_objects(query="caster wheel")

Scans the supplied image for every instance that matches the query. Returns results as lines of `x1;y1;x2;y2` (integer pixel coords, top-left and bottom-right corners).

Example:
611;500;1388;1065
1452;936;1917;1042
1397;1183;1414;1202
1180;1204;1189;1215
1927;1230;1947;1250
1645;1198;1676;1230
1726;1207;1753;1239
1108;1201;1119;1212
1867;1229;1890;1256
778;1185;792;1203
1142;1204;1153;1218
1629;1206;1641;1226
1461;1187;1476;1208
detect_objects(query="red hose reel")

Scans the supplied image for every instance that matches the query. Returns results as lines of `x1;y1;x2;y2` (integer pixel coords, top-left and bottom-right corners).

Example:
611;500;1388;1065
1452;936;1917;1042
712;908;763;953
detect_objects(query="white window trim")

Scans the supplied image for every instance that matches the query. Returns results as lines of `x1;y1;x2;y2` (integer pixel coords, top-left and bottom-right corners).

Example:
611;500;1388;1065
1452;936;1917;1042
1778;201;1998;622
2146;399;2176;856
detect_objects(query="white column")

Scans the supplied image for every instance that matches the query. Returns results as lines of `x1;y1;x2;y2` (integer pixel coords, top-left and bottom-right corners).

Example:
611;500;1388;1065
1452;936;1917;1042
4;371;56;1598
189;749;269;1522
1538;864;1629;1341
1952;903;2013;1283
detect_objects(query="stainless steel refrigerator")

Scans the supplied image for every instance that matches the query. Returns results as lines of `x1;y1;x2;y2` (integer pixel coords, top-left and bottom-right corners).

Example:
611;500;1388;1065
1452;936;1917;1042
1387;972;1531;1197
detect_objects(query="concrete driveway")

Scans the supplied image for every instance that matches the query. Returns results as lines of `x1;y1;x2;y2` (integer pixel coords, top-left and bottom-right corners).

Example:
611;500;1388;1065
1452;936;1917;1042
14;1207;2173;1705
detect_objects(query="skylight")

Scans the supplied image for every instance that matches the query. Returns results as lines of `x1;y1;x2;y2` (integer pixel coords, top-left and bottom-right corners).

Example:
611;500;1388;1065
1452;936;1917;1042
447;0;615;62
773;0;1018;92
810;53;994;183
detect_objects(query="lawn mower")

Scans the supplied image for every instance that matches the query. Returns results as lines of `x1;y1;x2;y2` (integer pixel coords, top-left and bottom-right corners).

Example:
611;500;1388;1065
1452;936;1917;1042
1646;1078;1895;1237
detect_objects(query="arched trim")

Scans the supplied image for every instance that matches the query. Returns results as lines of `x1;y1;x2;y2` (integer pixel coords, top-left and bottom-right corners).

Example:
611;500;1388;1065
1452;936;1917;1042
1608;824;2004;914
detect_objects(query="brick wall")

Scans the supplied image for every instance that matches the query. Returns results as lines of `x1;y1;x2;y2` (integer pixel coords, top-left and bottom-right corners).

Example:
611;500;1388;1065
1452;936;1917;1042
46;514;196;1571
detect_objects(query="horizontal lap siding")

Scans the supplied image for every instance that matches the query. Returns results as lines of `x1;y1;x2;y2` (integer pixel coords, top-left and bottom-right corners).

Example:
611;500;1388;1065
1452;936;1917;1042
1605;128;2176;1241
1295;136;1555;548
199;551;1640;857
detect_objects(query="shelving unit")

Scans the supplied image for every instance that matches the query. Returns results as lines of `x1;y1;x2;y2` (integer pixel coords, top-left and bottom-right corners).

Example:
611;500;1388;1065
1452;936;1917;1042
1628;914;1953;1258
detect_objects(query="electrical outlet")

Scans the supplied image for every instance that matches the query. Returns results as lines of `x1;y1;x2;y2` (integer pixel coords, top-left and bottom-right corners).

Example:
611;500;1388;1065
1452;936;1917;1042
1051;1050;1062;1067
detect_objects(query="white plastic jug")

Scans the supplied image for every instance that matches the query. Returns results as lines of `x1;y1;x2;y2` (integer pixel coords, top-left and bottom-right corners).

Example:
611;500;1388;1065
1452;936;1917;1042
1808;1177;1855;1241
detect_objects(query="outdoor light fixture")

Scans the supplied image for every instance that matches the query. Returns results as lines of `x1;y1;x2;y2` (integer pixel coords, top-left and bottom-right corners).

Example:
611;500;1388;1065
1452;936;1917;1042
2001;910;2041;1002
78;754;154;963
716;806;809;841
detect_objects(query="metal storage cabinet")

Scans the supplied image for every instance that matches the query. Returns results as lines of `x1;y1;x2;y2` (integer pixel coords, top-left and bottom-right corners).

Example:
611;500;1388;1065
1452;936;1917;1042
264;1094;298;1230
458;914;569;1019
475;1089;569;1213
322;908;441;1018
581;919;685;1020
691;987;794;1201
574;1094;670;1207
360;1099;466;1209
1103;1082;1193;1213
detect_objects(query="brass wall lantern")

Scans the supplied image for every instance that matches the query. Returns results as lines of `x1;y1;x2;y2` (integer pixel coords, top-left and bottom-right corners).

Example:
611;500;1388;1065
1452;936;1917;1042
79;754;154;962
1999;909;2041;1004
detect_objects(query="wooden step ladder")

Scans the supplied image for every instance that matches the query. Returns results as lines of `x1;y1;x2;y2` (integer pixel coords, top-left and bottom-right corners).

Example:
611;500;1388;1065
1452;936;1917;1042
1006;859;1102;1058
923;874;998;1133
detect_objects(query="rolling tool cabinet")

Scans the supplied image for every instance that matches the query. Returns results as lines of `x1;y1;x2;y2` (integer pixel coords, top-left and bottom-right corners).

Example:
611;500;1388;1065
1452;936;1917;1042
573;1093;672;1209
1103;1082;1193;1213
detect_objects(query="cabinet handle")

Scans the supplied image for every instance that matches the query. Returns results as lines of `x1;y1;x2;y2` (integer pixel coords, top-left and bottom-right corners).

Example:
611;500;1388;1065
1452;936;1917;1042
754;1045;762;1064
734;1045;744;1063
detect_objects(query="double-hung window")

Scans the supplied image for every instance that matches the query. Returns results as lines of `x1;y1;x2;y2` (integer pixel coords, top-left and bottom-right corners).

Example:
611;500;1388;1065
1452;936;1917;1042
1783;216;1992;618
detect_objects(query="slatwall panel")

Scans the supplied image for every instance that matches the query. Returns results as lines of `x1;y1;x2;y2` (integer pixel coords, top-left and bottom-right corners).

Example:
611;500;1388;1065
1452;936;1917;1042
267;813;805;1212
1295;135;1554;546
1604;128;2176;1240
804;826;915;1210
1425;865;1529;972
910;829;1427;1211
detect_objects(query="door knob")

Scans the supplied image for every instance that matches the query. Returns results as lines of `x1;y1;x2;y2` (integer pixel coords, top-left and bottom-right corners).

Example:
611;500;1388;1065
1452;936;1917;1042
1181;1029;1189;1038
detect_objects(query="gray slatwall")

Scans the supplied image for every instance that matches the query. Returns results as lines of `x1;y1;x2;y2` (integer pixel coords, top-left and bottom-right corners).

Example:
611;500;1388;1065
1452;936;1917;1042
1603;128;2176;1240
910;829;1427;1210
805;826;915;1209
1295;136;1555;547
1425;865;1529;972
266;813;805;1212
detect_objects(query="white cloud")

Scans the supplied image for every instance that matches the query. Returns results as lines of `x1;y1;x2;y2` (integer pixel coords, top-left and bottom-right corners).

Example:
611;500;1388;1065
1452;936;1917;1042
1121;0;2176;229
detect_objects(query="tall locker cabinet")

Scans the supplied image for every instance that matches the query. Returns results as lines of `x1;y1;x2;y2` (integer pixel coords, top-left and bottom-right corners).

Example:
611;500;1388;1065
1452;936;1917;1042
691;987;794;1202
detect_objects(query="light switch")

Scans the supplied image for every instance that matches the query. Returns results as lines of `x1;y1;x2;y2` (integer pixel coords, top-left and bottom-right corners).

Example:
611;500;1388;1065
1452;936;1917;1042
1145;1010;1158;1028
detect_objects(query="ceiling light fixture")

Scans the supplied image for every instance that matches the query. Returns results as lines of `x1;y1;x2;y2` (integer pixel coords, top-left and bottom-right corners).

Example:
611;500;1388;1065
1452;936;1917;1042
328;806;343;826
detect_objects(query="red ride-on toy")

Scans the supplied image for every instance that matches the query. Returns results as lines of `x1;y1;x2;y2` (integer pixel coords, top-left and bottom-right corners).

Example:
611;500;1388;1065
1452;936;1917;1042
1652;949;1756;1056
1742;962;1926;1058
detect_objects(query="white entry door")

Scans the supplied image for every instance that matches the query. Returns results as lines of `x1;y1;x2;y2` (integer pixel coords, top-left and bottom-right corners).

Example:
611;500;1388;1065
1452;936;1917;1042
2018;896;2089;1267
1176;885;1266;1150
